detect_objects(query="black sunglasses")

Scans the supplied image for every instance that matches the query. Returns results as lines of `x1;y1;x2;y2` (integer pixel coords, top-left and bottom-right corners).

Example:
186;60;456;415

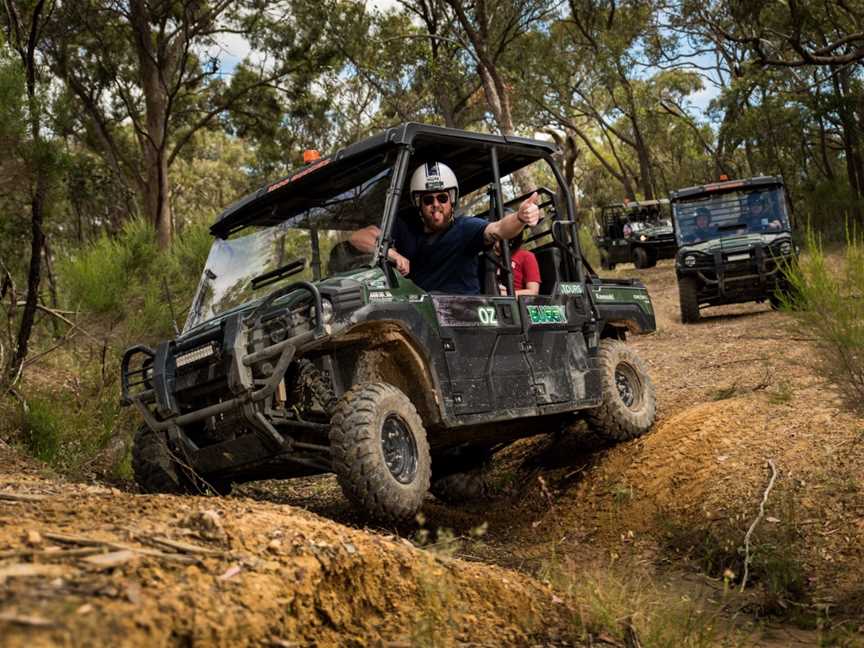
421;192;450;206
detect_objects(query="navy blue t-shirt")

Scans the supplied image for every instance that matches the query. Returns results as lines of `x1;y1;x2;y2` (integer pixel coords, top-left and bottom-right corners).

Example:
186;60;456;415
393;215;489;294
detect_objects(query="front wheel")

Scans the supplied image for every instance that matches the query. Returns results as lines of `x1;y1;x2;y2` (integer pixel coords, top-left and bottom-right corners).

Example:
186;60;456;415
600;252;616;271
132;426;188;494
633;247;650;269
132;426;231;496
586;339;656;442
330;383;431;521
678;276;701;323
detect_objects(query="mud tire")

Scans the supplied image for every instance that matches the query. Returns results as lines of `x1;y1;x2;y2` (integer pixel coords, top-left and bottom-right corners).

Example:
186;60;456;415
132;426;231;496
633;247;650;269
293;359;338;416
586;339;656;442
431;469;492;504
132;426;188;494
330;382;431;521
645;249;658;268
600;252;616;271
678;276;701;323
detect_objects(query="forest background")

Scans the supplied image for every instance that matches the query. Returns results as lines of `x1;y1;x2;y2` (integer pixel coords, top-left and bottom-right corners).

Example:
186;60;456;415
0;0;862;475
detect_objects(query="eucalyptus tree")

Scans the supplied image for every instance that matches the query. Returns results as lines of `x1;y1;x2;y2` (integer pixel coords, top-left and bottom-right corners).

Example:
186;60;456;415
675;0;864;225
0;0;65;383
39;0;340;248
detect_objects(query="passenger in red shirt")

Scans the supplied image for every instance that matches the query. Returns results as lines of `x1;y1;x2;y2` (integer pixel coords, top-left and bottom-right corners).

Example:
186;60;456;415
496;230;541;296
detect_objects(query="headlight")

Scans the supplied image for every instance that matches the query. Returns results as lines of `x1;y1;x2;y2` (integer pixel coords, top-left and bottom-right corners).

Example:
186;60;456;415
779;241;792;255
639;234;647;241
684;255;696;268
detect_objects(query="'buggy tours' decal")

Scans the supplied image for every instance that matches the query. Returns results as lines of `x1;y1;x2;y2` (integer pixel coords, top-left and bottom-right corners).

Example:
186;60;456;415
526;304;567;325
557;282;584;296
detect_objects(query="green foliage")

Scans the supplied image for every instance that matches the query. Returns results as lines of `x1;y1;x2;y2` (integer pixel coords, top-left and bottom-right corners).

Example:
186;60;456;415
19;385;123;476
538;555;737;647
579;225;601;269
657;492;809;619
58;217;211;341
782;230;864;412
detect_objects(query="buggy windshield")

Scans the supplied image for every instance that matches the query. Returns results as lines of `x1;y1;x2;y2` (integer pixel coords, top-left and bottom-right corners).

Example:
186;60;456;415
672;186;790;245
184;168;392;332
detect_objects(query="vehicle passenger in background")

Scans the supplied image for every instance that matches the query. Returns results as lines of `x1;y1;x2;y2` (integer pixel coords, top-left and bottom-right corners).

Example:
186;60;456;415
496;229;540;296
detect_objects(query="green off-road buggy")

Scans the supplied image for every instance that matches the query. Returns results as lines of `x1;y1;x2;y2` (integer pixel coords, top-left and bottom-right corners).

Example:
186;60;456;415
121;123;658;521
595;199;676;270
670;176;797;323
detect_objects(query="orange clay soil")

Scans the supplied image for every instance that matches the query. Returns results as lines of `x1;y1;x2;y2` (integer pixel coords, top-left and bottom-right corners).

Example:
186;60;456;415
2;259;864;645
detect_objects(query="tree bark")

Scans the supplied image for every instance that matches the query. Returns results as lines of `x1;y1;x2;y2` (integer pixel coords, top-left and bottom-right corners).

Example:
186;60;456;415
130;0;173;248
4;0;49;383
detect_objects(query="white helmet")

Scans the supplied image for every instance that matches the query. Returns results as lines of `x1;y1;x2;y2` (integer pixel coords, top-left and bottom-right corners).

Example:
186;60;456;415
410;162;459;207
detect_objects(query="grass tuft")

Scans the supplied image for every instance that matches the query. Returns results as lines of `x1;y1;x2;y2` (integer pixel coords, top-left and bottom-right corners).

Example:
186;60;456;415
781;229;864;413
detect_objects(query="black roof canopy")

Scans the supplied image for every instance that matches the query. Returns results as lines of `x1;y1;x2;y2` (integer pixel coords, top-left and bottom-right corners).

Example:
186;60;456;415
210;123;557;238
669;176;784;202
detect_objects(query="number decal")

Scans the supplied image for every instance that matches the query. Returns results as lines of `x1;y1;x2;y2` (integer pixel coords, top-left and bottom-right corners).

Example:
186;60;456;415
478;306;498;325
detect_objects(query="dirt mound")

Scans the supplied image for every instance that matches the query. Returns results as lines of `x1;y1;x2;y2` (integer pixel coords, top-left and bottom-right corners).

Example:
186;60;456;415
0;443;574;647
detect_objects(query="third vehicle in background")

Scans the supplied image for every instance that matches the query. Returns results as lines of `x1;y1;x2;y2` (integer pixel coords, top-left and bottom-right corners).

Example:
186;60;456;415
670;176;797;323
595;199;676;270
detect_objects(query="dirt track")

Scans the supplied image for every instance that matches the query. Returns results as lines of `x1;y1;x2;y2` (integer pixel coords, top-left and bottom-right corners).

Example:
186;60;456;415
2;260;864;646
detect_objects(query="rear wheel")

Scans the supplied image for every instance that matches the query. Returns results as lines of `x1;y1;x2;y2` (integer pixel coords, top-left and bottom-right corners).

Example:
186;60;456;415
586;339;656;442
431;468;493;503
678;277;701;323
330;382;431;521
633;247;650;269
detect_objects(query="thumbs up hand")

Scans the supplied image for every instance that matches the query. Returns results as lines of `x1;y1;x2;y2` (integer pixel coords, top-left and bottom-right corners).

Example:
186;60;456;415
517;192;541;227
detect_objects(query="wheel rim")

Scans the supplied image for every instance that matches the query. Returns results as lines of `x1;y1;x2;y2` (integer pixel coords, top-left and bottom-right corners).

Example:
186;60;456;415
614;363;642;409
381;414;418;484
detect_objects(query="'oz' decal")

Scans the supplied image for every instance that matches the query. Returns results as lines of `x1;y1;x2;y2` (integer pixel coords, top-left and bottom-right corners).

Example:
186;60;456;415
477;306;498;325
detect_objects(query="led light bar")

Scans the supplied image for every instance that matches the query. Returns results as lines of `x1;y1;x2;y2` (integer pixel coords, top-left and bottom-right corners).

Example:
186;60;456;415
175;342;217;368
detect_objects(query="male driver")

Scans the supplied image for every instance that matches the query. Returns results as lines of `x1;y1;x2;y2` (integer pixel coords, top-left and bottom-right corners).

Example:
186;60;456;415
350;161;541;295
687;207;714;243
745;193;782;232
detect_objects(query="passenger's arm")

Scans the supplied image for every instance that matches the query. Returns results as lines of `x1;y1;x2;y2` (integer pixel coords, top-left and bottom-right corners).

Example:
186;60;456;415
349;226;410;275
516;282;540;296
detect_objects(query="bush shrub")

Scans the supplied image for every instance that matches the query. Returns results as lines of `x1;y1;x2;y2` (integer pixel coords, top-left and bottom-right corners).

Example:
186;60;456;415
782;229;864;411
58;218;211;342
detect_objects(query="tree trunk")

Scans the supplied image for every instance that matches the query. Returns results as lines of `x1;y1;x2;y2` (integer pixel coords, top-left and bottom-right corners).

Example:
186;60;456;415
633;126;655;200
131;0;174;248
4;0;48;384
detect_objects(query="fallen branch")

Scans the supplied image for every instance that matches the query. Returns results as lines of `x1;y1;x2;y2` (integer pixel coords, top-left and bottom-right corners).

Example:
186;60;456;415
139;535;225;557
0;547;104;560
42;532;200;565
740;459;779;592
0;492;47;502
0;611;59;628
700;357;763;369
